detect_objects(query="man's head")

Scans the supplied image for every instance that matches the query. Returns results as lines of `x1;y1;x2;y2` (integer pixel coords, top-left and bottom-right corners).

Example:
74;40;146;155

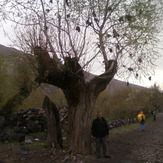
97;112;103;119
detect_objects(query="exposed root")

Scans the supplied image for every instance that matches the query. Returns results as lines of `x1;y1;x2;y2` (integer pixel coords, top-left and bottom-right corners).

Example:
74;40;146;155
47;149;85;163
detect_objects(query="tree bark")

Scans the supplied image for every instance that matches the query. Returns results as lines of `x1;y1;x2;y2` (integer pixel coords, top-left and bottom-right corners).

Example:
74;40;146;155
42;96;63;148
66;90;96;154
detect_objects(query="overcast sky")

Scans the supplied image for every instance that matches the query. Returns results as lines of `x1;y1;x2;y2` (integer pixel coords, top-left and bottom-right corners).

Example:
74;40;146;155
0;21;163;90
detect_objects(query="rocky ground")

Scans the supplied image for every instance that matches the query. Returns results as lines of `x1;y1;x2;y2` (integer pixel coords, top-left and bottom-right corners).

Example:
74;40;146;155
0;113;163;163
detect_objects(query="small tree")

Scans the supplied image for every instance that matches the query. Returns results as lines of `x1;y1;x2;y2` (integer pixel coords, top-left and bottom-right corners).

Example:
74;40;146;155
150;84;163;110
0;52;37;117
1;0;163;154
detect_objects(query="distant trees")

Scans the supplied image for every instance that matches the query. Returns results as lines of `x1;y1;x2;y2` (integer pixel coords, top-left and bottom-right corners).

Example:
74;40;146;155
149;84;163;110
0;0;163;154
96;86;163;120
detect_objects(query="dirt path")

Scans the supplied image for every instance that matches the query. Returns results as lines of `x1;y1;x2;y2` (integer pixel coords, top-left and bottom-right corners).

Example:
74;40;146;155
84;112;163;163
110;112;163;163
0;113;163;163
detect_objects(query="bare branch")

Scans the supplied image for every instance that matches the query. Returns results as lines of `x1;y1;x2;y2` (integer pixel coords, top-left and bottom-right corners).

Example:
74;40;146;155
40;0;58;61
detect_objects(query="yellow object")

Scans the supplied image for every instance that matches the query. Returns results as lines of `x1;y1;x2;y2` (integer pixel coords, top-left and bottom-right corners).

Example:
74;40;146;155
137;112;145;122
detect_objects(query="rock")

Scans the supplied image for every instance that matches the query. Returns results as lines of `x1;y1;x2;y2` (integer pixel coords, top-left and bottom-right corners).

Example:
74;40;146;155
34;138;39;141
108;117;137;130
24;135;33;144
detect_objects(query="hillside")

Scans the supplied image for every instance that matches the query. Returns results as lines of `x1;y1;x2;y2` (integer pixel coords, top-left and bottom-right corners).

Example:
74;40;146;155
0;44;22;55
85;72;144;95
0;44;144;109
107;78;144;94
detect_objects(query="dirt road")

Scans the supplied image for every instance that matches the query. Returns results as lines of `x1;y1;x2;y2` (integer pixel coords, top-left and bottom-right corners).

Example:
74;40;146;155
84;112;163;163
111;112;163;163
0;113;163;163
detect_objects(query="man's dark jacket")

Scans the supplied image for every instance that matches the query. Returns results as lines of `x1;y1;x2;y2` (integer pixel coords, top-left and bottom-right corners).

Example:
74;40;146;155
91;117;109;138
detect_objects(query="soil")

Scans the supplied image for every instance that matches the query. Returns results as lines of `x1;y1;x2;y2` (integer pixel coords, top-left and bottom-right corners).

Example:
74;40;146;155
0;113;163;163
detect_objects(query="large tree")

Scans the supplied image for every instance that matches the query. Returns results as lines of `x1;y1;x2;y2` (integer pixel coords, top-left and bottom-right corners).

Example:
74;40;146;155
0;0;163;154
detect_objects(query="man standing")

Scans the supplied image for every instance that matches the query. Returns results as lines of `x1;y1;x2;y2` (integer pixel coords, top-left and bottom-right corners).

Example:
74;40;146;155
91;112;111;159
137;111;146;131
151;110;156;121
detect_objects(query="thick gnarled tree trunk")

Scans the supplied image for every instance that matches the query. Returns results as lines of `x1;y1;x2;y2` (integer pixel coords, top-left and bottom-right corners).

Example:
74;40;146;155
34;47;117;154
63;72;117;154
66;91;96;154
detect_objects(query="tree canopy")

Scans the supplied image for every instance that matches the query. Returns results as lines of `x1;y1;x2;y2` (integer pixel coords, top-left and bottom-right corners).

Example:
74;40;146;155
1;0;162;81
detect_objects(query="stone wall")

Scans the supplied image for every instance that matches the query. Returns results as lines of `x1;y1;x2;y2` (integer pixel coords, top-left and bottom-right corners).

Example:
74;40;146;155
1;107;161;142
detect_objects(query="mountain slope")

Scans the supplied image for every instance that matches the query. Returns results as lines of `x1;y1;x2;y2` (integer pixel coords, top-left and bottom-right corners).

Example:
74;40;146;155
85;72;144;95
0;44;22;55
